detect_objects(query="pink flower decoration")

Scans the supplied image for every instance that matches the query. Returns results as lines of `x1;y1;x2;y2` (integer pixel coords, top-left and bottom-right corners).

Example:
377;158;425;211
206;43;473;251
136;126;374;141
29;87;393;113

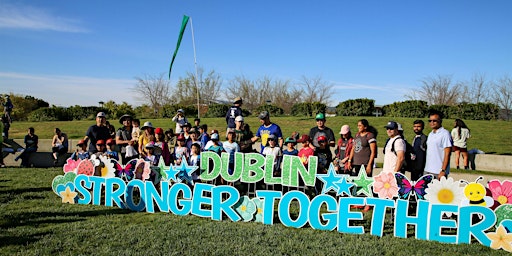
488;180;512;205
373;172;399;199
63;158;81;173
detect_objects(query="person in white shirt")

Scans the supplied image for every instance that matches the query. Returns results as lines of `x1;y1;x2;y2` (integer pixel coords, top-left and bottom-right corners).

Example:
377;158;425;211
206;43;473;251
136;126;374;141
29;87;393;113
382;121;405;173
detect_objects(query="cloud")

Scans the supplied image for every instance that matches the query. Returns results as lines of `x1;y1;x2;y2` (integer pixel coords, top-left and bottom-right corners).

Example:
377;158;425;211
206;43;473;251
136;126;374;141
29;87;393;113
0;2;89;32
0;72;137;107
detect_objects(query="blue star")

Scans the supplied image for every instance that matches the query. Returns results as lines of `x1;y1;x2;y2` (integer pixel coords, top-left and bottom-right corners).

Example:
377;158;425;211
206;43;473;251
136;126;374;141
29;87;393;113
164;165;180;182
316;163;343;194
175;156;198;185
335;175;354;196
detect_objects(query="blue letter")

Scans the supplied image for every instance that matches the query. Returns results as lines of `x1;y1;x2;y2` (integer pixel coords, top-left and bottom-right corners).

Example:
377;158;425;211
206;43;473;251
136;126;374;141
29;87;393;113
309;194;338;231
168;183;192;216
89;176;106;205
366;198;395;237
256;190;282;225
190;183;213;218
104;177;126;208
458;206;495;246
212;185;241;221
278;191;310;228
429;204;458;243
337;197;365;234
75;175;91;205
145;181;169;213
125;179;146;212
394;200;429;240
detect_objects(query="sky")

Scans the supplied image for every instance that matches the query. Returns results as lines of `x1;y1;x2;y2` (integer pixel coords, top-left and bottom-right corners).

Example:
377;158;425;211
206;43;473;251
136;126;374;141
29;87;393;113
0;0;511;107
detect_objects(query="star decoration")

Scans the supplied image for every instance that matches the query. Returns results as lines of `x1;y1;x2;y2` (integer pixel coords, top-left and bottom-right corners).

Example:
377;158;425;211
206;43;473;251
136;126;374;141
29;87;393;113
316;163;343;194
351;166;374;197
164;165;180;182
335;175;354;196
175;156;198;185
60;186;77;204
157;156;171;178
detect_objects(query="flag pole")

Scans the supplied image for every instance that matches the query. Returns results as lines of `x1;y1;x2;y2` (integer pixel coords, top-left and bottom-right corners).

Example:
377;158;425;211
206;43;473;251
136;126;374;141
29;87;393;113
189;17;201;119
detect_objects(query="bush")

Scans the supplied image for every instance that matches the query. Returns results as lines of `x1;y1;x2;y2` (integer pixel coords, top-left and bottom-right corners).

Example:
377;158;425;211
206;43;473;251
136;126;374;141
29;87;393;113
204;104;230;118
161;104;197;118
383;100;428;118
336;98;375;116
27;107;71;121
253;104;284;117
291;102;327;117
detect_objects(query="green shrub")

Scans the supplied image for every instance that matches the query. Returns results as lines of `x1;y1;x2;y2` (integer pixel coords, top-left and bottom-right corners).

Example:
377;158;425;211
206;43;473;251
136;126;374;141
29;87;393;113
253;104;284;117
336;98;375;116
291;102;326;117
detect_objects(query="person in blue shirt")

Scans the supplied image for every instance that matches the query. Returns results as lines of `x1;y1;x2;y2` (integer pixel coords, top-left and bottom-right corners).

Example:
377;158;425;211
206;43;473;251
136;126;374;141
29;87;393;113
251;111;283;153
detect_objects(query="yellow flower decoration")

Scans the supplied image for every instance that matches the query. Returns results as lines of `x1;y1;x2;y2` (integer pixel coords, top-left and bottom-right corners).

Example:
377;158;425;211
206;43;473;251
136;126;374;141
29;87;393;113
60;186;77;204
488;225;512;252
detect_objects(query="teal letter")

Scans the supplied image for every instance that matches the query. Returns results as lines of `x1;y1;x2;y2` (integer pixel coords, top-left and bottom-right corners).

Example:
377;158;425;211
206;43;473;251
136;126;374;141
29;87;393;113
145;181;169;213
309;194;338;231
75;175;91;205
458;206;495;246
278;191;310;228
212;185;241;221
89;176;106;205
394;200;429;240
191;183;213;218
105;177;126;208
125;179;146;212
168;183;192;216
366;198;395;237
256;190;282;225
337;197;365;234
429;204;458;243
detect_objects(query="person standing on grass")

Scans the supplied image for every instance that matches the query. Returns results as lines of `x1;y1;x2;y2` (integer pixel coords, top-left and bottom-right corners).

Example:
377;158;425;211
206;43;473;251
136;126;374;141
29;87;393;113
84;112;110;154
424;110;453;180
347;119;377;177
226;97;243;134
252;111;283;153
51;128;68;166
172;109;188;135
411;120;427;180
309;113;335;149
234;116;254;153
382;121;405;173
116;114;138;164
334;125;353;174
138;122;156;159
451;119;471;170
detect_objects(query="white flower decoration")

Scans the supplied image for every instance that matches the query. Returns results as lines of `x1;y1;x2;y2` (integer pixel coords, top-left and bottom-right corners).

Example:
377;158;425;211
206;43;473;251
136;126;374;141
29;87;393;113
424;176;465;217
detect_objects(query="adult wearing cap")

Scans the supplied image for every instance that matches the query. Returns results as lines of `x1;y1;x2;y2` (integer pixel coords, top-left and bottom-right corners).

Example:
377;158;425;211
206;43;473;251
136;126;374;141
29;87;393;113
172;109;188;134
116;114;137;164
309;113;335;149
138;121;155;158
251;111;283;153
335;125;353;174
84;112;110;154
234;116;254;153
382;121;406;173
226;97;243;134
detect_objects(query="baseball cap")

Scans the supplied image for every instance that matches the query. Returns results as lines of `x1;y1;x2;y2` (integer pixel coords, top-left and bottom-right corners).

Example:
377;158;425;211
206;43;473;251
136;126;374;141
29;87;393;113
176;134;185;141
339;125;351;135
317;135;327;142
96;140;105;145
297;134;311;143
235;116;244;122
384;121;399;130
155;127;164;134
177;109;184;113
106;138;115;145
234;97;243;104
315;113;325;120
267;134;276;141
285;137;296;144
77;139;86;146
211;133;219;140
96;112;106;118
258;111;269;119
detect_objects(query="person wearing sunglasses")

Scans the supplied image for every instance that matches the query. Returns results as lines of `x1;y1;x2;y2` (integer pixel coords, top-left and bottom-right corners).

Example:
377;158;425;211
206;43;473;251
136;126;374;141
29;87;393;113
424;110;453;180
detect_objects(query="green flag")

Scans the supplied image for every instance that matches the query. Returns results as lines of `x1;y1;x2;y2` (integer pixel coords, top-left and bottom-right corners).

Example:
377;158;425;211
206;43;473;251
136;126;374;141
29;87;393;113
169;15;190;79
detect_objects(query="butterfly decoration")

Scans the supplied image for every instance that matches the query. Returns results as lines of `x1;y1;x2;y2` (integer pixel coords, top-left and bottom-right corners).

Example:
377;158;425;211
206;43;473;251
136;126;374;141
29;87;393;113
394;173;434;200
112;159;138;181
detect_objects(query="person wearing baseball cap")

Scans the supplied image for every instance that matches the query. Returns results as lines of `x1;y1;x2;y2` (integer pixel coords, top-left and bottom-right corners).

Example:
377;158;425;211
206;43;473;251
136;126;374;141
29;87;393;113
93;139;107;157
335;125;354;174
226;96;243;134
309;112;335;149
251;111;283;153
116;114;137;164
172;109;188;134
70;139;90;160
297;134;315;167
84;112;110;154
383;121;406;174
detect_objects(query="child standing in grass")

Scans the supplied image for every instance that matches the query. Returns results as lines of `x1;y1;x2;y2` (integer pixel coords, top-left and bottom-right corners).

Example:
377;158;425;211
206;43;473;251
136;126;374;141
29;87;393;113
188;143;201;182
262;134;282;176
174;134;189;165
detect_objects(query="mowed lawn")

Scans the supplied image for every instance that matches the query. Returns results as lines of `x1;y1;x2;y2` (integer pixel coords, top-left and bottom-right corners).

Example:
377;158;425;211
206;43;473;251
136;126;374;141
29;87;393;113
6;116;512;155
0;168;509;255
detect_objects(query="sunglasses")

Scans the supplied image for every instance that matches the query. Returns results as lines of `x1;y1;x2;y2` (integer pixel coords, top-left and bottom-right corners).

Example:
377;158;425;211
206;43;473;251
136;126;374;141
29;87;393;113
428;119;440;123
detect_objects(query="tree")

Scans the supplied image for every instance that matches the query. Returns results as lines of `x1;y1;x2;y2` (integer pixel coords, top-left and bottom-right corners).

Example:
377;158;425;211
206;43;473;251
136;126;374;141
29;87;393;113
175;68;222;106
459;73;489;103
133;73;173;117
492;75;512;120
406;74;461;105
298;75;334;104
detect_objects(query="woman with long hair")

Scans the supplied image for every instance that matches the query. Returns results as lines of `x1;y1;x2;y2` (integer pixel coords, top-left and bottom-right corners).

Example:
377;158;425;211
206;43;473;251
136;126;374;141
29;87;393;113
347;119;377;177
451;119;471;170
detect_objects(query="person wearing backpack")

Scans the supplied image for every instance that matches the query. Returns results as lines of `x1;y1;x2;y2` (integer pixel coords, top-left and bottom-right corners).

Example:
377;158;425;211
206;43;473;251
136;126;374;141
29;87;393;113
411;120;427;180
382;121;405;173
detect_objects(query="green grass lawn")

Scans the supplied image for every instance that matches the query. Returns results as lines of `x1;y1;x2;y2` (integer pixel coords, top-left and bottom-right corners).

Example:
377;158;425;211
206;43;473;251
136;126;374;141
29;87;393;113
5;116;512;155
0;168;508;255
